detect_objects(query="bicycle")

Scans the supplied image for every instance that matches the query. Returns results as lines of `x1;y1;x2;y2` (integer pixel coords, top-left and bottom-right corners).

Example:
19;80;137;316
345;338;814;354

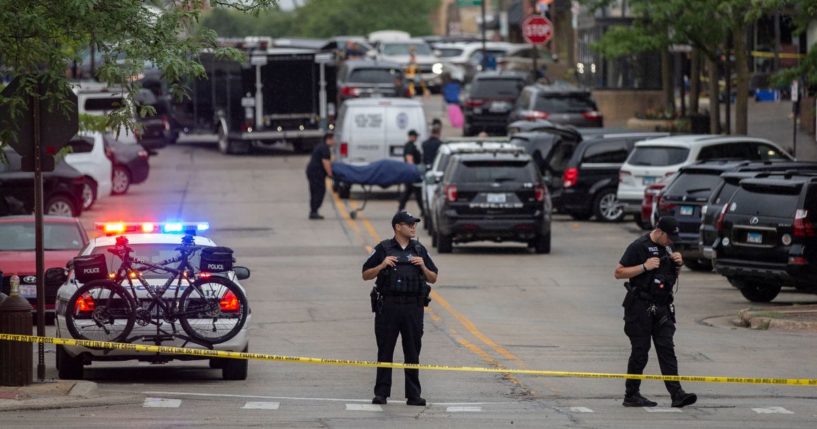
65;234;249;347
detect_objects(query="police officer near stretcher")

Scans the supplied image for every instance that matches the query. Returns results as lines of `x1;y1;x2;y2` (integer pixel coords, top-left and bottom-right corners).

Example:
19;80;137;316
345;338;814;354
614;216;697;408
362;211;438;406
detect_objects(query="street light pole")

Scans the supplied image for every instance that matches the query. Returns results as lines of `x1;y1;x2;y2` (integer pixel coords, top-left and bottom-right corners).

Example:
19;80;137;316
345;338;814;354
481;0;487;68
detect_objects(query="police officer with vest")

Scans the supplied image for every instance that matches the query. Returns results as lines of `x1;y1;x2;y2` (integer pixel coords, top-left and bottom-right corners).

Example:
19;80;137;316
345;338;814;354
614;216;697;408
362;211;438;406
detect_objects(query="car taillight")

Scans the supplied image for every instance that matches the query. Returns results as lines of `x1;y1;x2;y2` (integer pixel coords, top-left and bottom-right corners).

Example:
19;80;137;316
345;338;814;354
445;184;458;202
161;115;170;131
220;290;240;312
534;185;546;202
341;86;361;97
563;167;578;188
104;145;114;161
240;120;253;133
464;99;485;107
793;209;814;237
715;204;729;232
137;149;149;159
75;294;95;313
521;110;549;120
657;195;675;212
619;170;632;183
340;142;348;158
582;111;603;121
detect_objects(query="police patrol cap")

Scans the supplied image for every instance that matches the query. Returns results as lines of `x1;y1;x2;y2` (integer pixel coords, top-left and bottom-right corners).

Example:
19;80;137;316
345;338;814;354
408;129;418;136
656;216;680;241
392;211;421;226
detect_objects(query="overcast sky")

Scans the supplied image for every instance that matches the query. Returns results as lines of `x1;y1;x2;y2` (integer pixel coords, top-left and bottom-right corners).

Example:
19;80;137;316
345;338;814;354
277;0;299;10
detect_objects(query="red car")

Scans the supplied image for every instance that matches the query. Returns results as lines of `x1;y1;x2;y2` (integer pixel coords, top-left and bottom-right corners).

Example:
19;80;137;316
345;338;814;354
639;182;667;230
0;216;88;320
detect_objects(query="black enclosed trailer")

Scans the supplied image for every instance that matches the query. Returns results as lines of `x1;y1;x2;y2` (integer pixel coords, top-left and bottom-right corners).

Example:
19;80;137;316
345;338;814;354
173;47;337;154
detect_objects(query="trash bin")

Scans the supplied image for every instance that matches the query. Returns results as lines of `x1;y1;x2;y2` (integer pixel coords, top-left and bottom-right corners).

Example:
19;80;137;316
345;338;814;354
0;275;33;386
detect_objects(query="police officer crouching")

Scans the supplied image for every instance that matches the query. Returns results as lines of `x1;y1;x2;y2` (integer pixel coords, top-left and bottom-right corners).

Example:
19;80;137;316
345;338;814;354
362;211;438;406
614;216;697;408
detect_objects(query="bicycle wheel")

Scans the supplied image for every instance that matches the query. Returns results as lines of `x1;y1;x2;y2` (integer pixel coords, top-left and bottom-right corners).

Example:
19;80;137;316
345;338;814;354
65;280;136;343
179;276;249;344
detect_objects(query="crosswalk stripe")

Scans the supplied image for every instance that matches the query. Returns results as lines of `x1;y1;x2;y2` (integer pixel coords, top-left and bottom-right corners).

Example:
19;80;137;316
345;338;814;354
644;407;682;413
568;407;594;413
446;406;482;412
345;403;383;412
242;402;280;410
752;407;794;414
143;398;181;408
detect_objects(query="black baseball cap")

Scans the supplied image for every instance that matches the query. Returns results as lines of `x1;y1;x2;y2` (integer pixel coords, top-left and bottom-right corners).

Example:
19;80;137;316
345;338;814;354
392;211;421;227
656;216;680;242
408;129;418;137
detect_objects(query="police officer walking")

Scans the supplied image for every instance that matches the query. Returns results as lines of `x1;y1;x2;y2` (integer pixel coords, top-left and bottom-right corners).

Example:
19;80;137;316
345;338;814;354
305;133;335;220
362;211;438;406
398;130;423;212
614;216;697;408
421;122;443;168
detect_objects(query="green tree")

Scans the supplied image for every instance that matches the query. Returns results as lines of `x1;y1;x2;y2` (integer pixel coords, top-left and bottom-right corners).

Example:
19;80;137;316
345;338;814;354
0;0;276;157
292;0;439;38
772;1;817;90
201;8;295;38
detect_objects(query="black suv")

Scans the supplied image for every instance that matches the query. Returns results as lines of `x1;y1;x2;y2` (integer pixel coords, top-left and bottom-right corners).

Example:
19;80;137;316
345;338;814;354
431;152;551;254
462;71;528;136
559;132;669;221
508;82;603;128
337;59;405;104
713;171;817;302
509;125;582;209
0;149;86;217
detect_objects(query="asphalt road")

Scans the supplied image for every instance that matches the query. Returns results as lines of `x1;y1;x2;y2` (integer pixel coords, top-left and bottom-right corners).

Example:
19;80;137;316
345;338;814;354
3;139;817;428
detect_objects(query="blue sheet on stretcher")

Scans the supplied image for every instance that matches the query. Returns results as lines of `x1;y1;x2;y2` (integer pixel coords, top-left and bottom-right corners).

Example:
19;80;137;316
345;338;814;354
332;160;421;186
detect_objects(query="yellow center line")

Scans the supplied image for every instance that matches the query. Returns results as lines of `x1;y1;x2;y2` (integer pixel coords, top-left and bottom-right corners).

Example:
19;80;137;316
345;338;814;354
328;179;361;235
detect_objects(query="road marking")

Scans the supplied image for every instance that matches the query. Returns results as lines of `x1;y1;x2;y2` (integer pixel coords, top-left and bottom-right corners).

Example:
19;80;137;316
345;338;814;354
242;401;280;410
143;397;181;408
346;403;383;412
141;390;503;406
644;407;682;413
752;406;794;414
568;407;594;413
447;406;482;412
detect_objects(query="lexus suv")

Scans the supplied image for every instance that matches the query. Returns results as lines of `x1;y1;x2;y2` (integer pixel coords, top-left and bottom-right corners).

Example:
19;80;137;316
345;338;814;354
713;171;817;302
430;151;552;254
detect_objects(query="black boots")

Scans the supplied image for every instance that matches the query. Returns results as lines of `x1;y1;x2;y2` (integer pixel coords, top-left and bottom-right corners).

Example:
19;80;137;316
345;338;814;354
622;392;658;407
671;391;697;408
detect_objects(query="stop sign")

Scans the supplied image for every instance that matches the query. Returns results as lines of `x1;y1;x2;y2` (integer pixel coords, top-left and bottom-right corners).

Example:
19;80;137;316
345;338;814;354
522;15;553;45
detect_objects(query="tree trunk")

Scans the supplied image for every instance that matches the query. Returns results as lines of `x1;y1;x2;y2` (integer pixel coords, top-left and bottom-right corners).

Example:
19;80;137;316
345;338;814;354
661;49;675;115
708;56;721;134
690;49;701;114
733;23;750;135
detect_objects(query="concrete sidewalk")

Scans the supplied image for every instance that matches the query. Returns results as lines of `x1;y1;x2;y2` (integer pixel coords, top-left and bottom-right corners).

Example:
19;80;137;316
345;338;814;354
0;380;140;411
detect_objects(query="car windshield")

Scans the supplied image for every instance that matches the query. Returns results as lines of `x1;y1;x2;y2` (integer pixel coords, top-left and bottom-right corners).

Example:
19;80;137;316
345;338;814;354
712;182;739;205
664;173;723;198
470;79;524;98
348;68;402;84
628;147;689;166
0;222;84;251
730;187;800;218
382;43;433;56
534;94;596;113
83;97;125;113
91;243;204;279
436;48;464;58
455;160;535;183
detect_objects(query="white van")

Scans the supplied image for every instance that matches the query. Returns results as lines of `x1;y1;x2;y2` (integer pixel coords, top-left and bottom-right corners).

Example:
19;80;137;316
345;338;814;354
334;98;428;166
64;132;113;210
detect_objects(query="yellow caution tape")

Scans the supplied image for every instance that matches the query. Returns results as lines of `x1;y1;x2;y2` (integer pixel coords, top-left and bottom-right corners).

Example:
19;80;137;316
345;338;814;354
2;333;816;387
750;50;805;59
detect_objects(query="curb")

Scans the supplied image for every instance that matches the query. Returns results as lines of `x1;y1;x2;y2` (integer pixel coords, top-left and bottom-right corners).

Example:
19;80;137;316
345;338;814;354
0;393;142;412
68;380;98;398
736;308;817;332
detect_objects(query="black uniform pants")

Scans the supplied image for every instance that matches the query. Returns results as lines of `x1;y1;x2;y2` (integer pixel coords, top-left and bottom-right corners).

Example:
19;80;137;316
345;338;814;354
624;299;682;397
374;299;424;399
307;172;326;214
398;182;423;212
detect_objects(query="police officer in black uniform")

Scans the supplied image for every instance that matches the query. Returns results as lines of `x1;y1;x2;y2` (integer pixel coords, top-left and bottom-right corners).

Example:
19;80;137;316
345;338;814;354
614;216;697;408
398;130;423;212
421;122;443;168
305;133;335;220
362;211;438;406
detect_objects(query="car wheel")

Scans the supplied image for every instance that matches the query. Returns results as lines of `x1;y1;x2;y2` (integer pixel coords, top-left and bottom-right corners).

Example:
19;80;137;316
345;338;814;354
81;181;97;210
684;258;713;272
568;211;592;221
534;232;551;254
733;278;782;303
222;346;249;380
437;231;453;253
111;166;131;195
46;195;78;217
57;345;84;380
593;189;625;222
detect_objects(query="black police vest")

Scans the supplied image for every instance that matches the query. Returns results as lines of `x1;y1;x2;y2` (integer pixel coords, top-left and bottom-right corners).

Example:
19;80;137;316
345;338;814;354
376;240;426;296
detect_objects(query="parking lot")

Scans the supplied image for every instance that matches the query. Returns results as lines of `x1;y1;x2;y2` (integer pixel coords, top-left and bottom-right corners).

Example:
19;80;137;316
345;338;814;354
4;138;815;429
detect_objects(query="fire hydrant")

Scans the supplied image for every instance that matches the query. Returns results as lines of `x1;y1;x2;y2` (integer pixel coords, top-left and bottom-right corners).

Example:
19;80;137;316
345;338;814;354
0;275;33;386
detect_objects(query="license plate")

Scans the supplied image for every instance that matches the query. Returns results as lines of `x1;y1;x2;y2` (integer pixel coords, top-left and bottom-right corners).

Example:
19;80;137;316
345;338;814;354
487;193;506;203
473;108;483;114
489;102;510;113
20;284;37;298
642;176;657;185
680;206;694;216
746;231;763;244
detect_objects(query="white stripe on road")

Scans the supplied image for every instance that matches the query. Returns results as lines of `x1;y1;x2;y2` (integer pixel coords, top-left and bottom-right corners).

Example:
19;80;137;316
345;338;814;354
346;403;383;412
446;406;482;412
752;407;794;415
568;407;594;413
143;398;181;408
644;407;682;413
141;390;502;406
242;402;280;410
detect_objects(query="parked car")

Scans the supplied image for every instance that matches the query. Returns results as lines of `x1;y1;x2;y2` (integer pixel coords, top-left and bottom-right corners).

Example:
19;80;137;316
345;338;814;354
0;215;88;322
498;45;556;78
463;71;528;136
64;133;113;211
436;42;521;82
430;151;551;254
639;180;670;230
337;59;405;104
713;171;817;302
375;39;443;92
617;135;793;218
0;149;87;217
103;131;151;195
508;82;603;128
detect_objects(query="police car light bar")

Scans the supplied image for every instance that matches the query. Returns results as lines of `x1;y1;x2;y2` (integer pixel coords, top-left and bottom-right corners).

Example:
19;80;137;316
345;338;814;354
95;222;210;236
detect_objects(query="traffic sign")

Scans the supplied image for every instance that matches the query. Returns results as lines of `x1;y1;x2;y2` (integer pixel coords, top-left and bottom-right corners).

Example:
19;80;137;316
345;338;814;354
521;15;554;45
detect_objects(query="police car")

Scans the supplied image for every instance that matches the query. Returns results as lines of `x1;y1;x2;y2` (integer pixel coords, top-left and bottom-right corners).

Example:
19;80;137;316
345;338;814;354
52;222;252;380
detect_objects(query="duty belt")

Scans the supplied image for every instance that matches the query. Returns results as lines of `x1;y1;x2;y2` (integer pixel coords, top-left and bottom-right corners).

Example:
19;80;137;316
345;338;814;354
382;295;424;305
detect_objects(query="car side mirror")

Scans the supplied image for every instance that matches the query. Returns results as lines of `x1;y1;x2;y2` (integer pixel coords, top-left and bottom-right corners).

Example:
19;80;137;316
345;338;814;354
233;266;251;281
45;267;68;287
